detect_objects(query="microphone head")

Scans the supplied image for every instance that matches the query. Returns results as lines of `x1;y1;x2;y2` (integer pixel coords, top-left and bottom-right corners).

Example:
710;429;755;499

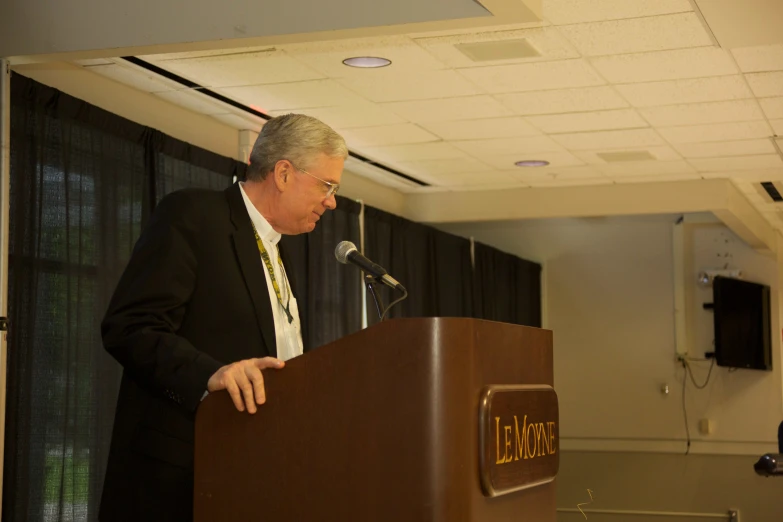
335;241;358;264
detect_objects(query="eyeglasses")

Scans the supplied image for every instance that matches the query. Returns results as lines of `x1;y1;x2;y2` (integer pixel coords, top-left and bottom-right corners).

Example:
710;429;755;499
289;162;340;198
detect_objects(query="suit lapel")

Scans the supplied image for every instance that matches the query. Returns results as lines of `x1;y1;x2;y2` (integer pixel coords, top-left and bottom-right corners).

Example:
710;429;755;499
226;184;277;358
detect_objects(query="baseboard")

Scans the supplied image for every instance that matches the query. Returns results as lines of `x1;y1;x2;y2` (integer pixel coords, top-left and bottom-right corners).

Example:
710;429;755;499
560;437;777;456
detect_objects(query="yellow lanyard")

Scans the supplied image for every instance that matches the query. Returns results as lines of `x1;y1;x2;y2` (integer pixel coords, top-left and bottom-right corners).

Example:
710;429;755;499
250;222;294;324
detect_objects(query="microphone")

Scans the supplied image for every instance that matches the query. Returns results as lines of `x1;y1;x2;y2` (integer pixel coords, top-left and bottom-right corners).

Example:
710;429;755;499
335;241;405;292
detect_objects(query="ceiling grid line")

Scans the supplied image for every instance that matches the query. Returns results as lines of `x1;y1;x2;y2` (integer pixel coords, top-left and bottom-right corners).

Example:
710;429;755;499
575;42;685;183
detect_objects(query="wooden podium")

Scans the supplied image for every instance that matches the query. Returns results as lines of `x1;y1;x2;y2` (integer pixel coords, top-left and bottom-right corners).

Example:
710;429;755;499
194;318;558;522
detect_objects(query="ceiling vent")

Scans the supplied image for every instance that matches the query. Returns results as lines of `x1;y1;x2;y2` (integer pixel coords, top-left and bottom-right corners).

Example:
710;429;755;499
759;138;783;201
758;181;783;202
455;38;541;62
596;150;656;163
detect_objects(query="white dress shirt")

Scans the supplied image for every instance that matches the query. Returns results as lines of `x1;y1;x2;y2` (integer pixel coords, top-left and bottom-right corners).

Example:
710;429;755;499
239;182;304;362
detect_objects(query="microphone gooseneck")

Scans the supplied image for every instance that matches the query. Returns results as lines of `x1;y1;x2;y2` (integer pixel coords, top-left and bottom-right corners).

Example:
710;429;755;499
334;240;408;321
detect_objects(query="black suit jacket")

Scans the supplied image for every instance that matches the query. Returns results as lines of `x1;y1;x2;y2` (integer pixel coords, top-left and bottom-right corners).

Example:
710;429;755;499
99;184;302;522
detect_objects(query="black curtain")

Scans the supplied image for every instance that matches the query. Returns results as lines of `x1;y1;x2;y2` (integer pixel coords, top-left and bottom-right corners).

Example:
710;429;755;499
362;206;541;328
363;207;475;325
473;242;542;327
280;196;363;350
3;74;240;522
152;136;243;202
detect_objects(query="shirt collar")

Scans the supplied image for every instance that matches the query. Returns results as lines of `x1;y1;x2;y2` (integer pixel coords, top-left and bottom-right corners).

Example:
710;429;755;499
238;182;281;246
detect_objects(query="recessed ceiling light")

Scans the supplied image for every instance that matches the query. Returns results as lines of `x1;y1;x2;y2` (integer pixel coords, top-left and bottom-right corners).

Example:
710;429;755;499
342;57;392;68
515;160;550;167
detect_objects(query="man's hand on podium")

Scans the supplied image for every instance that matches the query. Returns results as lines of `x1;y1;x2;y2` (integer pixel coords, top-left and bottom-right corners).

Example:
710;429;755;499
207;357;285;413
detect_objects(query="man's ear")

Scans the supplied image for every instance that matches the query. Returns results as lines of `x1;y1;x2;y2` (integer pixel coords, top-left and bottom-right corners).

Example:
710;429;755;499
272;160;291;192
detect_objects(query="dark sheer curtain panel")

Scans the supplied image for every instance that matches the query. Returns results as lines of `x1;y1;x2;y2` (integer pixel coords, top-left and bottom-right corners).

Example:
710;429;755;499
281;196;363;350
3;74;240;522
363;207;474;325
473;242;542;327
153;137;240;202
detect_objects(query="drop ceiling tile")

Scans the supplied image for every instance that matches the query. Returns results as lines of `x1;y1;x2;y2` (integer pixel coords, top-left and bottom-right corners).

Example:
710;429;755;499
427;172;520;187
457;59;605;94
507;165;605;183
731;44;783;73
527;109;647;133
337;70;481;102
639;100;764;126
771;119;783;135
154;89;233;115
382;96;511;123
573;145;682;164
616;76;754;107
552;129;665;150
762;212;783;228
211;113;265;132
414;27;579;68
597;160;696;176
736;180;760;194
538;165;605;177
590;47;738;83
760;98;783;119
746;72;783;97
689;155;783;172
359;142;470;162
282;36;448;77
447;181;531;191
88;63;182;93
673;139;776;158
268;102;405;129
747;192;771;204
419;117;540;141
415;180;523;192
219;80;364;111
496;86;628;115
659;121;772;144
701;168;783;182
525;177;613;187
477;151;585;170
141;46;273;61
542;0;692;26
755;169;783;182
452;136;565;156
76;58;114;66
147;51;324;88
494;172;554;186
398;157;494;177
338;124;439;147
610;172;702;183
558;13;712;56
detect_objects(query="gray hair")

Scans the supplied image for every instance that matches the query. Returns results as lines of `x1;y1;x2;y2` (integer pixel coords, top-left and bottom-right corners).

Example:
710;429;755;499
246;113;348;181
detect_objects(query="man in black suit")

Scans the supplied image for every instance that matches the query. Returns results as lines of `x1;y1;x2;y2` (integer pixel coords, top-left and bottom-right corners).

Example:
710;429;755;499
99;114;348;522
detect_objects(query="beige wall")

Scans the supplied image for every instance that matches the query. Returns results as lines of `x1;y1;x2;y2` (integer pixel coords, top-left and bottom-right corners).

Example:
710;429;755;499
556;451;780;522
440;215;783;522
